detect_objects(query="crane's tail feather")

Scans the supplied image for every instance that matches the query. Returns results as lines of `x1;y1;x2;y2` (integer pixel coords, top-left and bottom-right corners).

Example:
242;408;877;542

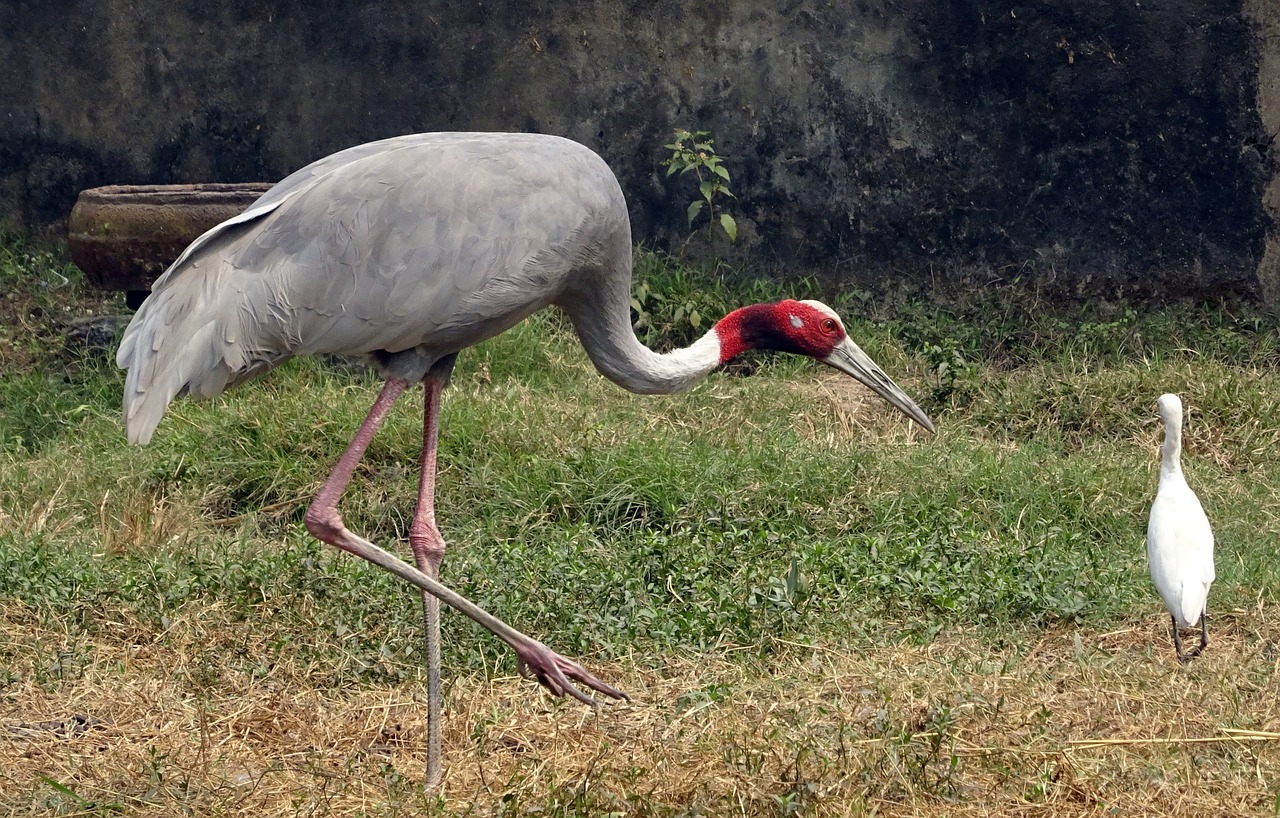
119;270;247;445
118;280;292;445
119;316;223;445
117;197;292;445
119;286;282;445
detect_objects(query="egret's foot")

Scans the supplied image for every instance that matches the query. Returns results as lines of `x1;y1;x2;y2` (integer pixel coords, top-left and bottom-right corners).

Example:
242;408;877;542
513;640;630;705
1173;615;1208;664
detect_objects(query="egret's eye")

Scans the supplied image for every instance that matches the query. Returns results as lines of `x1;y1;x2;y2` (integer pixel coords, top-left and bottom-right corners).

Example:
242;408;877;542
820;318;838;334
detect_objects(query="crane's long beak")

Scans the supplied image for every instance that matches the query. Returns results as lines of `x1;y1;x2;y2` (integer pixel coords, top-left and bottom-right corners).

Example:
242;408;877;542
823;338;936;434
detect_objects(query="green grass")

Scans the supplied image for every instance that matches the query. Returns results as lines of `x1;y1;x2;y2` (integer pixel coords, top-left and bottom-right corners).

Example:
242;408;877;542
2;241;1280;814
2;247;1279;667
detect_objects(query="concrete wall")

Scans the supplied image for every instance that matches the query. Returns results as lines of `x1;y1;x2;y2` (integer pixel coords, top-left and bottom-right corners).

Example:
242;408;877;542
2;1;1277;300
1247;0;1280;304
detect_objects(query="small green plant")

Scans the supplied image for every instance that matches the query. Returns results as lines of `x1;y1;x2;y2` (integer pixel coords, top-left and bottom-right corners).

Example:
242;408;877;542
38;775;125;815
662;129;738;247
921;338;979;406
749;555;811;617
630;276;706;349
628;250;790;350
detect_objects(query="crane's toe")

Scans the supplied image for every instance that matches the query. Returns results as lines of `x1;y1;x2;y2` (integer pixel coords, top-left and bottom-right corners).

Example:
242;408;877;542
514;641;629;705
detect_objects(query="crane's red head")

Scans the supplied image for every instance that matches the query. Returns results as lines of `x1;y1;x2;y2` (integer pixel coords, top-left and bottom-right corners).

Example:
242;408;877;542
713;299;847;363
712;299;936;433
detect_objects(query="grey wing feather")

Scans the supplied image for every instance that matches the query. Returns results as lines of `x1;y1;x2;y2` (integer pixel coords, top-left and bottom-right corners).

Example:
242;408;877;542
117;132;629;445
116;215;288;444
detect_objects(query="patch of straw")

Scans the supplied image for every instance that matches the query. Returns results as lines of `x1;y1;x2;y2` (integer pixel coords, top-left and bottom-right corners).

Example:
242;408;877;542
2;601;1278;816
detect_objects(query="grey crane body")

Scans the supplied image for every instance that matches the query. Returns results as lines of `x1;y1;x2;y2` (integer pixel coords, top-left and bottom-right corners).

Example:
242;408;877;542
118;131;935;785
120;132;693;444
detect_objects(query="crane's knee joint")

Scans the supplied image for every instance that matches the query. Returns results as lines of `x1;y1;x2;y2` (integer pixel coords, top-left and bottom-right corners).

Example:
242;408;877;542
304;506;345;542
409;523;445;552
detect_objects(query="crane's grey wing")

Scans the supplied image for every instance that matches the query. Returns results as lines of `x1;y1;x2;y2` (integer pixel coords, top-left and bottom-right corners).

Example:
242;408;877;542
224;135;607;357
145;134;440;294
118;133;623;445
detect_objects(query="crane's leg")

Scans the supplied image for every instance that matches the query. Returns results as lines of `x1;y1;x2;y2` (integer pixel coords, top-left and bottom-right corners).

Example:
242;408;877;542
303;379;628;713
409;361;453;789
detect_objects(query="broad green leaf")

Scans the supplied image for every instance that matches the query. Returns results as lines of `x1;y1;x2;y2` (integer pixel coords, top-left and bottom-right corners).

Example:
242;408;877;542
700;180;715;202
687;200;704;225
712;164;731;181
720;213;738;242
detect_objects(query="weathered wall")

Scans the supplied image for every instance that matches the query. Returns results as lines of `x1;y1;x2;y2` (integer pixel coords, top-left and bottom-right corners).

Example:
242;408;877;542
1247;0;1280;304
2;1;1277;300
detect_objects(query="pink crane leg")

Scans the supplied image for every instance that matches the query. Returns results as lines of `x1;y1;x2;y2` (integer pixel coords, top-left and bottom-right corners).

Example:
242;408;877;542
410;375;447;787
305;378;410;516
302;379;628;714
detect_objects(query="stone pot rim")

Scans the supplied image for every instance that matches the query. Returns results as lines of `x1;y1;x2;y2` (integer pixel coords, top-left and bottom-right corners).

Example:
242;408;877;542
75;182;276;206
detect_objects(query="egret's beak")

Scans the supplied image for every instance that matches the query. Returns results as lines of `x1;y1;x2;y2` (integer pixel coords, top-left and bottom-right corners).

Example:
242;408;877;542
823;338;936;434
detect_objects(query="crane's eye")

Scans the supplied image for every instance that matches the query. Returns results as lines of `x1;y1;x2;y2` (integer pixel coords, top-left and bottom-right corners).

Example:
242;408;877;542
820;318;838;335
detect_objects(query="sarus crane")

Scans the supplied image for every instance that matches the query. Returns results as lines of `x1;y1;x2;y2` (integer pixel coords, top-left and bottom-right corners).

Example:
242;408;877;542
117;131;936;784
1146;393;1215;663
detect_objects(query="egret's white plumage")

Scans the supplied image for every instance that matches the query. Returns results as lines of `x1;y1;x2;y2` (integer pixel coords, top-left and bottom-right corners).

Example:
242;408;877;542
1146;393;1215;661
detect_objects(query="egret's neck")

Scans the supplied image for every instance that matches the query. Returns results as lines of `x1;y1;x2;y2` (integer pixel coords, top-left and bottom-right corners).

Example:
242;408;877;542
1160;418;1183;478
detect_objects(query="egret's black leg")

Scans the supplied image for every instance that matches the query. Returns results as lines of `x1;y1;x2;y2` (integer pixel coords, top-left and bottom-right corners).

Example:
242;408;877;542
1171;615;1189;664
1176;612;1209;662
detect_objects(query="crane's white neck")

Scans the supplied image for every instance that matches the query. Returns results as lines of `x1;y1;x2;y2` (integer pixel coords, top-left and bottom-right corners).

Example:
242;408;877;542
561;282;750;394
574;318;725;394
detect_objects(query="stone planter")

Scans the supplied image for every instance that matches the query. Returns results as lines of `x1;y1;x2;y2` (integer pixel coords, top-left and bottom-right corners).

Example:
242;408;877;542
68;183;274;306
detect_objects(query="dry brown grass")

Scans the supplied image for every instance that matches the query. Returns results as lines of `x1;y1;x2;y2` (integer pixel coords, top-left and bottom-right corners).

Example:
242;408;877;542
784;373;935;449
3;598;1278;817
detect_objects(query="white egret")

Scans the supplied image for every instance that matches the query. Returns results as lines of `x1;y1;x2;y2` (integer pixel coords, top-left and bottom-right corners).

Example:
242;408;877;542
1146;393;1215;662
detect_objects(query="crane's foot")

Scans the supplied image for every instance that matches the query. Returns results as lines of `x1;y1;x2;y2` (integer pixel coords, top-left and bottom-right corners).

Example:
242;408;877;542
512;640;630;705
